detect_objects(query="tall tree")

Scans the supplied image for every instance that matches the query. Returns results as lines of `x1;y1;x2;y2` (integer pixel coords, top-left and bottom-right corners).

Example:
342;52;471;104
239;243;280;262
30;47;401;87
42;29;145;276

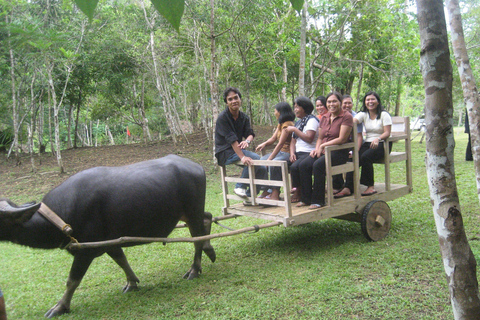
298;1;307;96
446;0;480;203
415;0;480;318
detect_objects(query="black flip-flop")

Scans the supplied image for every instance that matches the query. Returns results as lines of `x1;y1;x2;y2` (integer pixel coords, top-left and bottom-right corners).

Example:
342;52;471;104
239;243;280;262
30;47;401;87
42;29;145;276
334;191;352;199
361;190;378;196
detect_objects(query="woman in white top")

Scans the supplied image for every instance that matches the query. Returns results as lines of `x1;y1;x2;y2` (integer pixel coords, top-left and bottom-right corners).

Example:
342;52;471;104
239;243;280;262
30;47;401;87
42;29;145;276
335;91;392;197
284;96;319;203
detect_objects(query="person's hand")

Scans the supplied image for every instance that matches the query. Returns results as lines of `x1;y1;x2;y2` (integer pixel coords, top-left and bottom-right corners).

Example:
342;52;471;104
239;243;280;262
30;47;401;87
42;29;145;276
241;156;253;165
314;145;324;157
285;126;296;134
256;143;265;152
370;138;380;149
310;149;317;158
290;153;297;163
239;141;249;149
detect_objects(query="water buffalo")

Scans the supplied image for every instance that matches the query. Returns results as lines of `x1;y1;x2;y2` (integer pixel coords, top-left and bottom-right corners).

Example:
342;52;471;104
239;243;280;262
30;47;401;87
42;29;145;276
0;155;216;318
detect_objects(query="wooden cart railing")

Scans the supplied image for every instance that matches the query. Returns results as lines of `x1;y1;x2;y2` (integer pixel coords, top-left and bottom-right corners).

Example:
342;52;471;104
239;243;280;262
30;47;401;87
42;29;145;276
373;116;412;192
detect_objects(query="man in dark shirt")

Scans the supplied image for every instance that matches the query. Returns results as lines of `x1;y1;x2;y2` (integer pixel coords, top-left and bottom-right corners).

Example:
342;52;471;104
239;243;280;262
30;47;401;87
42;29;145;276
215;87;267;197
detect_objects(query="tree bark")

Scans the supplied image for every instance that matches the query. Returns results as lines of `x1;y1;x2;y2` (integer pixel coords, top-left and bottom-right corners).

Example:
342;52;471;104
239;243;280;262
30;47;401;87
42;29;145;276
416;1;480;318
47;64;65;173
209;0;219;123
298;2;307;96
142;2;177;143
7;13;19;163
446;0;480;203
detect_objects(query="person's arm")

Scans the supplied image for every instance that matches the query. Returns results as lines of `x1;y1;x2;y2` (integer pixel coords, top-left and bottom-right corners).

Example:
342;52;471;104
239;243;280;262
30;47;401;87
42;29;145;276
284;126;316;144
370;125;391;149
238;134;254;150
315;125;352;156
267;127;290;160
289;138;297;163
239;115;255;150
231;141;254;165
256;128;279;152
357;132;363;150
311;127;325;158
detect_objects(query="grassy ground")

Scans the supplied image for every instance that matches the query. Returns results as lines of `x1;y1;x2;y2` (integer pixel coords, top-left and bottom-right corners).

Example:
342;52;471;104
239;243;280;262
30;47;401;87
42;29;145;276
0;127;479;319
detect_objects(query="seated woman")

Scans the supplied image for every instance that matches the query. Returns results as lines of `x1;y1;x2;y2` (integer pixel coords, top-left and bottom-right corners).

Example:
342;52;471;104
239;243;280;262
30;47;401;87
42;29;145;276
284;97;319;203
335;91;392;198
256;102;296;200
315;96;327;119
296;92;353;209
331;94;364;193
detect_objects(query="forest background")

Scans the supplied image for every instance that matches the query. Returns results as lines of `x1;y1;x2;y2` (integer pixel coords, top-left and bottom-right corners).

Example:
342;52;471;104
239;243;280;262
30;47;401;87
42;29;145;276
2;0;477;161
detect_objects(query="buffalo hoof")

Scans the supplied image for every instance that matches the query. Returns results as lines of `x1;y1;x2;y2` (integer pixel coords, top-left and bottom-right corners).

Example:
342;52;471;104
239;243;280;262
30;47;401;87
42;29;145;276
122;282;139;293
44;303;70;318
183;267;201;280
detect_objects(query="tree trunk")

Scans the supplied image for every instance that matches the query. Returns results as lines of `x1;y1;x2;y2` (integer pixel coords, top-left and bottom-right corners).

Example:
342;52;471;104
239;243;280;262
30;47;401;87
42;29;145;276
38;97;45;155
282;57;288;102
446;0;480;204
74;92;81;149
7;13;19;163
209;0;219;123
356;63;364;110
29;74;37;173
298;2;307;96
47;64;65;173
105;124;115;145
142;1;178;143
209;0;219;162
47;87;55;156
67;105;74;148
395;73;402;116
416;1;480;318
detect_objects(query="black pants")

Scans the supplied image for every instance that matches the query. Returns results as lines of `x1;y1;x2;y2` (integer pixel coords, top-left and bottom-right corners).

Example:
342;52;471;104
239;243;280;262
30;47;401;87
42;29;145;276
298;150;349;205
290;152;311;190
344;141;391;191
466;134;473;161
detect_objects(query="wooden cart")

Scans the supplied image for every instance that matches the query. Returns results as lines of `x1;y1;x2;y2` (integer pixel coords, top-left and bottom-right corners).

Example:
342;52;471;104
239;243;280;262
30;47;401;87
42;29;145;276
219;116;412;241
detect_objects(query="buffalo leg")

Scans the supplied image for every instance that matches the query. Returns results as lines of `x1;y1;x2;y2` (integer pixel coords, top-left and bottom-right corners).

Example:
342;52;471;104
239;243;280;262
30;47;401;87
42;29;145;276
202;212;216;262
44;253;95;318
182;212;216;280
107;248;140;292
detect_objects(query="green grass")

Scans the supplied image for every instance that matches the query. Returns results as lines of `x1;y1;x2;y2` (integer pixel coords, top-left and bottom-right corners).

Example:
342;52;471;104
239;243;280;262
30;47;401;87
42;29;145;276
1;128;479;319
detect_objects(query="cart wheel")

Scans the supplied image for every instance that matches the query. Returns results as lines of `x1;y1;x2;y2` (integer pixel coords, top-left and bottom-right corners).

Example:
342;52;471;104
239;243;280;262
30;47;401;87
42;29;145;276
361;200;392;241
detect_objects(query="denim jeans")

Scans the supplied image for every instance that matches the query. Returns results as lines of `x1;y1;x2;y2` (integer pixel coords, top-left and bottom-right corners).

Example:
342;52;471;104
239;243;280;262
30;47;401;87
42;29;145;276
224;150;267;193
260;151;290;191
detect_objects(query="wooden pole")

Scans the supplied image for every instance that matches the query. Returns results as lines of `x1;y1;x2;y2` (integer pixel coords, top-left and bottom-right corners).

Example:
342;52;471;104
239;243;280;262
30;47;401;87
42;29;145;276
67;221;282;250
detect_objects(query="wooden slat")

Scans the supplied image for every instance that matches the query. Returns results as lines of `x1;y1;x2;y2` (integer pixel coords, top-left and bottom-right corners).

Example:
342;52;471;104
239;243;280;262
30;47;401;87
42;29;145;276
330;163;354;175
389;152;407;163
